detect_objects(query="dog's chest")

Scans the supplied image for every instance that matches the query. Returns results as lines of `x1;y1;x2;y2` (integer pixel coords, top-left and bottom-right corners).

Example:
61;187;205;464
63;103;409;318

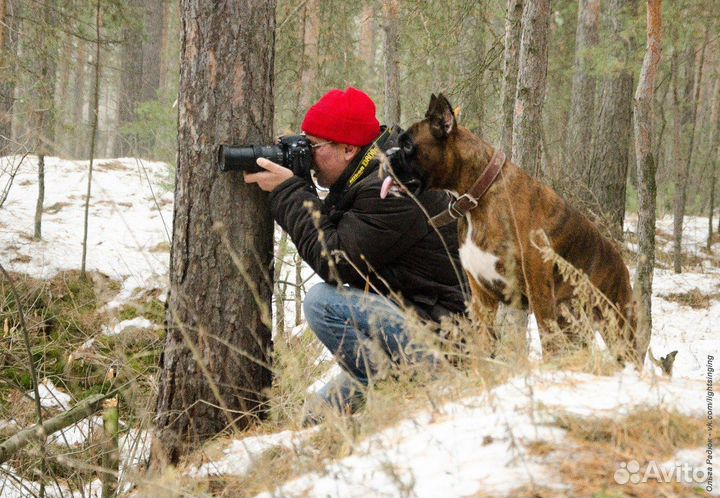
457;215;507;287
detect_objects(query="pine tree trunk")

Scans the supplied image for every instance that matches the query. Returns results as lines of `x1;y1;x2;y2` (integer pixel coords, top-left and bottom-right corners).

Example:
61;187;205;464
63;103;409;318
274;231;288;337
55;33;73;153
500;0;523;158
81;1;102;278
672;34;706;273
72;41;87;158
707;78;720;251
0;0;18;155
382;0;401;126
359;3;375;68
154;0;275;465
460;5;486;136
633;0;662;349
565;0;599;188
587;0;636;239
34;155;43;240
511;0;550;177
298;0;319;113
141;0;163;103
158;0;172;93
295;251;302;326
116;0;143;157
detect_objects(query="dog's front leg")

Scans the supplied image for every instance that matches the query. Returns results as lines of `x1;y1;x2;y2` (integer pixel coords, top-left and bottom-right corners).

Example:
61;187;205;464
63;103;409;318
466;274;500;350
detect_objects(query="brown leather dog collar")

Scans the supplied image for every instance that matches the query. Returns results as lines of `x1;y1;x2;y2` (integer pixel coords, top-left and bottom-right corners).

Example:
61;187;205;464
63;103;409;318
429;148;506;228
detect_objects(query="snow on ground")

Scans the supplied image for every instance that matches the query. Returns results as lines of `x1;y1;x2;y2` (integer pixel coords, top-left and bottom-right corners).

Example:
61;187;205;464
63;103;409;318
0;155;172;304
27;378;72;410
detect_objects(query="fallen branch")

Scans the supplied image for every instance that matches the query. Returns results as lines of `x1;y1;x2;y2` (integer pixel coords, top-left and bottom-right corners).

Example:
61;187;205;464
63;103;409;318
0;388;119;464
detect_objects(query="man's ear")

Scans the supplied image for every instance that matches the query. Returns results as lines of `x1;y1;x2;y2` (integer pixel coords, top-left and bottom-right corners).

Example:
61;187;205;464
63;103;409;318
342;144;361;161
425;93;456;140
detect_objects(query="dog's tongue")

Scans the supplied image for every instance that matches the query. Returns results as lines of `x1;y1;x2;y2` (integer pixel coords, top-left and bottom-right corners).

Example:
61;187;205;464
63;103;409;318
380;175;394;199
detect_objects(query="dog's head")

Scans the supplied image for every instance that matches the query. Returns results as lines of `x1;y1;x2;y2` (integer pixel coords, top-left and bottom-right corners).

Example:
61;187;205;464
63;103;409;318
380;93;459;199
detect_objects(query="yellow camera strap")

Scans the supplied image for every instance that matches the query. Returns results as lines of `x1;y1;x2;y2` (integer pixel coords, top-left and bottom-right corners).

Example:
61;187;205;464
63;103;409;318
346;127;392;188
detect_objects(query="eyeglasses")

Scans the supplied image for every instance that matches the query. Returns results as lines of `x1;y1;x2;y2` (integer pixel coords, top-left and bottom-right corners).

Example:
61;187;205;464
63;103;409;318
308;139;334;150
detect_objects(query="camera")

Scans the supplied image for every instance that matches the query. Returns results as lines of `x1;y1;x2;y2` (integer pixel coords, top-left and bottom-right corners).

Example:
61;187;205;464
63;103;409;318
218;135;314;183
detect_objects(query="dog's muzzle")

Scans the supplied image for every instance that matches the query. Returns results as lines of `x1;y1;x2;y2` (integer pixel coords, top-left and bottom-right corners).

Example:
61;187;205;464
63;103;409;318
379;146;423;199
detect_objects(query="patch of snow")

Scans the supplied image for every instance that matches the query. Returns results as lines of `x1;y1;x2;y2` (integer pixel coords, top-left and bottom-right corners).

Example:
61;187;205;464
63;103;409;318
48;416;103;447
662;448;719;495
28;378;72;410
251;367;704;498
190;428;318;478
101;316;154;336
0;156;172;285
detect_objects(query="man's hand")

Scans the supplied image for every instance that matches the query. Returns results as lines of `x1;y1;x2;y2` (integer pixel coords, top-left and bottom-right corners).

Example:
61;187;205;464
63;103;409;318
243;158;294;192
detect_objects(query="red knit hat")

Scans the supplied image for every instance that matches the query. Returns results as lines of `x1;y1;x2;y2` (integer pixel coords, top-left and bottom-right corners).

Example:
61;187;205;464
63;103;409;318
301;87;381;147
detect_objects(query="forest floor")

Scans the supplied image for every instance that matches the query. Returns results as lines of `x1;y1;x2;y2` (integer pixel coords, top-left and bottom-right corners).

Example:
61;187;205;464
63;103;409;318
0;155;719;498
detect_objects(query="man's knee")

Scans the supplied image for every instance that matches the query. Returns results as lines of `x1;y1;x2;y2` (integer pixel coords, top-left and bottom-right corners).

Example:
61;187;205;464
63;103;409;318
303;282;336;329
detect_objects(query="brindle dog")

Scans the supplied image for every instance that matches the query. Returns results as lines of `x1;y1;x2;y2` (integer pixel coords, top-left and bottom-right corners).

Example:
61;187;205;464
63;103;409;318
382;94;643;363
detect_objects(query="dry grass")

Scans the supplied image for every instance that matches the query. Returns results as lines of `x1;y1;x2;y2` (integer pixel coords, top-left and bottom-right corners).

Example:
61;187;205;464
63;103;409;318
662;288;720;309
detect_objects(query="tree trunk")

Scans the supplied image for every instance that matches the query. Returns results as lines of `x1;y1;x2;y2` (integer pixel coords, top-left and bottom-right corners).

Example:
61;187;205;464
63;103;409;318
141;0;163;103
154;0;275;465
565;0;599;179
0;0;18;155
116;0;143;157
672;33;707;273
36;0;57;154
511;0;550;177
500;0;523;158
274;231;288;337
358;3;375;68
587;0;636;239
298;0;319;113
55;32;73;153
158;0;173;94
707;78;720;251
34;155;44;240
633;0;662;351
382;0;401;126
459;4;486;136
81;0;102;278
295;251;302;326
72;40;87;158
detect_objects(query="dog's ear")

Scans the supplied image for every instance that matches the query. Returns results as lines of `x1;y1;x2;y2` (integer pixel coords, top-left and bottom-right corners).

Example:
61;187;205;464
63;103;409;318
425;93;456;140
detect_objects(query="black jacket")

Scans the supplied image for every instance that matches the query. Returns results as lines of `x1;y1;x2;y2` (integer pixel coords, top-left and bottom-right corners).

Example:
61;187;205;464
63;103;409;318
269;127;467;322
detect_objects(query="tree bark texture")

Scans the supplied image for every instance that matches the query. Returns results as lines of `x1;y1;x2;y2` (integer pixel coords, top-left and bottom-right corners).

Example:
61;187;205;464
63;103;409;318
81;0;102;278
459;5;486;136
298;0;320;113
35;0;57;155
587;0;636;239
512;0;550;177
141;0;164;103
72;41;87;158
565;0;599;176
673;36;706;273
382;0;401;126
154;0;275;465
0;0;18;155
633;0;662;347
500;0;523;158
116;0;144;157
34;154;43;240
708;78;720;250
359;3;375;68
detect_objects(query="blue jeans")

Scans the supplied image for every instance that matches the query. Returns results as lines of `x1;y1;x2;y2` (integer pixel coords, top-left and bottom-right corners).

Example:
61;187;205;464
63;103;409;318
303;282;425;387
